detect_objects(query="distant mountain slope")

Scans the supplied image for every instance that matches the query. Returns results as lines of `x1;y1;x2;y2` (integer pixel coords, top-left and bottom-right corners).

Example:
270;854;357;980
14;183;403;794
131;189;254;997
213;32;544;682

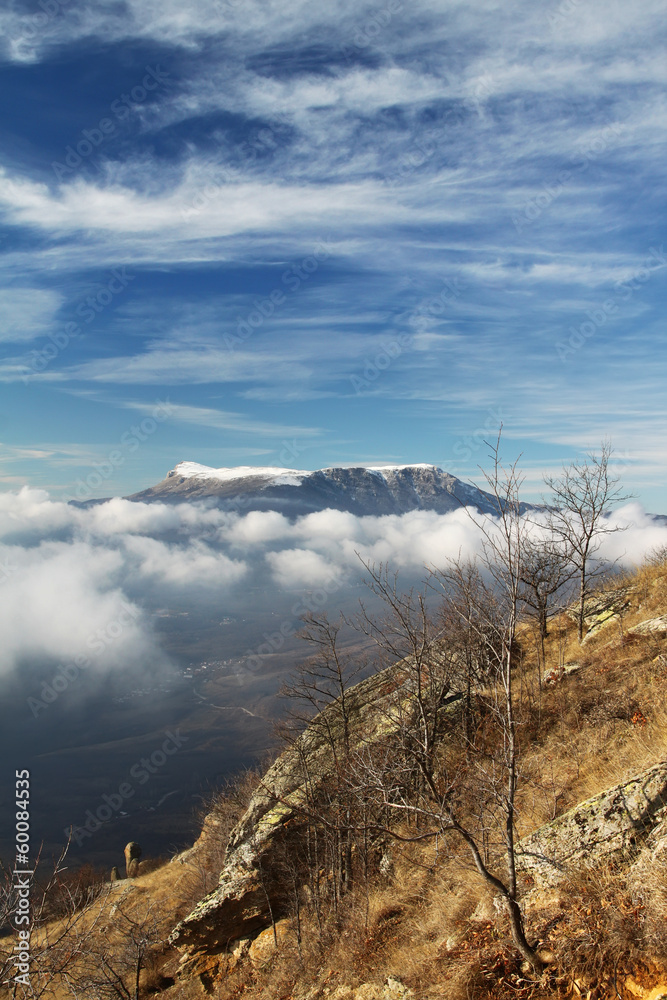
125;462;513;517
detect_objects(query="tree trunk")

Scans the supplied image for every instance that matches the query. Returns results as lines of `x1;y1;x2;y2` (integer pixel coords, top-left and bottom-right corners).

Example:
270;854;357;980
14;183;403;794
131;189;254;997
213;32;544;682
578;566;586;642
506;896;544;974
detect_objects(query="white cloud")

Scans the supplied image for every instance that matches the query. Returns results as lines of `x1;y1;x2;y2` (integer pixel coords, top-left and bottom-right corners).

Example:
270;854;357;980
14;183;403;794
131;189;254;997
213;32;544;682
266;548;340;588
121;534;248;588
0;538;158;675
0;487;666;678
122;400;323;437
0;288;63;342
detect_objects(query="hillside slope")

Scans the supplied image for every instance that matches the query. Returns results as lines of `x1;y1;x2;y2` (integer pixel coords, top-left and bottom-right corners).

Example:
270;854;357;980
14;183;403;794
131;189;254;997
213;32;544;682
6;553;667;1000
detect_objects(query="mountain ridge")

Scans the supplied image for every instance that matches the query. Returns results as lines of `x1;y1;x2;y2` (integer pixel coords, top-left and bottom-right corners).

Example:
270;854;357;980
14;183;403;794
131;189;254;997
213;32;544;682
125;462;512;518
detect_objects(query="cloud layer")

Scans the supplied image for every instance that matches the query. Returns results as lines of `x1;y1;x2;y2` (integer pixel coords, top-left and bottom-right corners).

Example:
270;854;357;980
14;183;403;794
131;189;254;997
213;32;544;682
1;489;665;679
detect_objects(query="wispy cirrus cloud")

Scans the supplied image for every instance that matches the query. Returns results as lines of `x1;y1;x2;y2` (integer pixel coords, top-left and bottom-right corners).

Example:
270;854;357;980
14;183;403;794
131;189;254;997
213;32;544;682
0;0;665;505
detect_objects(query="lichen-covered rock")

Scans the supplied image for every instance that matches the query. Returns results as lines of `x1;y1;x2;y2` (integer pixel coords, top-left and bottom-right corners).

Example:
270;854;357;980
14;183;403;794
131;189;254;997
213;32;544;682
568;587;633;641
356;979;415;1000
169;660;460;953
629;615;667;636
518;760;667;885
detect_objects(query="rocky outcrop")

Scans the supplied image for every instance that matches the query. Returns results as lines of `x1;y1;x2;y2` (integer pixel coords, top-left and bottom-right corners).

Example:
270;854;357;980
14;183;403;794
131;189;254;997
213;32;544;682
629;615;667;636
570;586;634;641
322;980;415;1000
169;660;460;954
124;842;142;878
518;760;667;885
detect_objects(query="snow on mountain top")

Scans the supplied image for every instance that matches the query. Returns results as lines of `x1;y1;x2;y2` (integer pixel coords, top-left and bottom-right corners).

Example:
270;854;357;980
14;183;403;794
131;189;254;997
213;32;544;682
364;464;441;474
170;462;446;487
172;463;309;486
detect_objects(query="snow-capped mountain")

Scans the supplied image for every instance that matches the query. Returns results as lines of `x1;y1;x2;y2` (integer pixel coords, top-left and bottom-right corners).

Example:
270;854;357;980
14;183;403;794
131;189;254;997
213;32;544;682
126;462;511;517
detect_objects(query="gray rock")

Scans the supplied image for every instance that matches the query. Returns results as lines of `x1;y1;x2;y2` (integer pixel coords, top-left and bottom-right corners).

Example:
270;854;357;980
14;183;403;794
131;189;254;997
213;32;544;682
518;760;667;885
628;615;667;636
170;661;460;952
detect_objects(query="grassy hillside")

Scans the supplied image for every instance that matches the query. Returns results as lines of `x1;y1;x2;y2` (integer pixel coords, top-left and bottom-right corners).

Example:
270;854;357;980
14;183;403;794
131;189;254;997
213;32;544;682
4;551;667;1000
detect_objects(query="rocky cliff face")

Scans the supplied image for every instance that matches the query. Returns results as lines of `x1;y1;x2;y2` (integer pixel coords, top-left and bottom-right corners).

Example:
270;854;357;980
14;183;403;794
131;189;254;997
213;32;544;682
170;657;460;954
126;463;510;517
170;652;667;961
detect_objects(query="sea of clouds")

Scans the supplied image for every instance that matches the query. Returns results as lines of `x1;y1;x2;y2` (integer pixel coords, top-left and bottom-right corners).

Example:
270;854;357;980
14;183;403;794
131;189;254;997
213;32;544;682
0;489;665;679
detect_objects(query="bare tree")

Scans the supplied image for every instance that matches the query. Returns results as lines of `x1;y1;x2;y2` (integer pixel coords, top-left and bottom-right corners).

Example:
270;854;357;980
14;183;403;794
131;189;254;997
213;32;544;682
544;441;633;641
518;533;577;676
278;613;368;912
431;557;495;743
448;434;543;972
0;844;111;1000
353;435;545;973
63;898;163;1000
353;564;458;799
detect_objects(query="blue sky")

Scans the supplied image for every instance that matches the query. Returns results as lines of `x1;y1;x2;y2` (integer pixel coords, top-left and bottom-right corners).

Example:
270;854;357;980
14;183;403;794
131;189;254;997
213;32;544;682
0;0;665;507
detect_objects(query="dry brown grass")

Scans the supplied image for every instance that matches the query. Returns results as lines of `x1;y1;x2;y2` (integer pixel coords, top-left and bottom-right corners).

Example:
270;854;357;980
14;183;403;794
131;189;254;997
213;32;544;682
14;556;667;1000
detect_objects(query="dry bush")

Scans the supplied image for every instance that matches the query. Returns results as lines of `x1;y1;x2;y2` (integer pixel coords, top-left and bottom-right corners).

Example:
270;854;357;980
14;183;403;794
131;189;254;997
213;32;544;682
627;830;667;964
547;861;646;994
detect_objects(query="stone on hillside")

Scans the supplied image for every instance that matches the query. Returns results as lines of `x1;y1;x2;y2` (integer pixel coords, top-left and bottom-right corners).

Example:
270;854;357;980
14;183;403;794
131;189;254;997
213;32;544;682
355;980;415;1000
568;587;633;641
543;661;582;685
125;841;142;878
628;615;667;636
110;866;121;882
518;760;667;885
248;920;292;967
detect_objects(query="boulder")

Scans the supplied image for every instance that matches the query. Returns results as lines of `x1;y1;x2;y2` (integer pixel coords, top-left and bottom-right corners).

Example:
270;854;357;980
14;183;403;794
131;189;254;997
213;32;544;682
518;760;667;885
628;615;667;636
124;841;142;878
568;586;633;640
248;920;293;967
